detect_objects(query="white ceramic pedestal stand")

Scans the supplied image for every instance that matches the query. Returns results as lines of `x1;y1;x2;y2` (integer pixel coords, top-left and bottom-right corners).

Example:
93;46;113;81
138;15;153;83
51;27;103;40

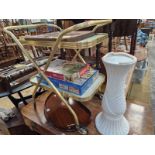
95;52;137;135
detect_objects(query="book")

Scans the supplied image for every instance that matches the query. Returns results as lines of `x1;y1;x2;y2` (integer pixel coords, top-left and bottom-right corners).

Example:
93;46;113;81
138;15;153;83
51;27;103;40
40;59;90;81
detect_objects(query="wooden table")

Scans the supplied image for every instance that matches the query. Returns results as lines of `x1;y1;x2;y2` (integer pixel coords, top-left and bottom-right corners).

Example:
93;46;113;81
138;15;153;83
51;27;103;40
21;92;154;135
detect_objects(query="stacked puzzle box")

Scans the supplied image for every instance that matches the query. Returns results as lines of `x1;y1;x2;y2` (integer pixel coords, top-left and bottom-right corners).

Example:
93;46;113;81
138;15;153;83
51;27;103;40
38;59;98;95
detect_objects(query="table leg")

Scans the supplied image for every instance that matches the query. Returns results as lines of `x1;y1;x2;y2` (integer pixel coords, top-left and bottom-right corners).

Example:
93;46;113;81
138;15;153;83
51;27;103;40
60;48;66;59
124;36;128;51
96;43;101;69
18;92;28;105
8;93;32;108
8;95;21;108
108;24;112;52
7;89;45;108
130;31;137;55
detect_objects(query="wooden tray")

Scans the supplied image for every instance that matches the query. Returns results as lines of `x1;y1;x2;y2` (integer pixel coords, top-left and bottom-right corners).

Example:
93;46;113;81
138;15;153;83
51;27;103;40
25;31;95;42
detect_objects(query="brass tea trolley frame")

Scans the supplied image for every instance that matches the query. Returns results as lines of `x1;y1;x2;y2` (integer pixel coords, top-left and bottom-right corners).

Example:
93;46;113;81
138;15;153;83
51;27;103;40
3;20;112;133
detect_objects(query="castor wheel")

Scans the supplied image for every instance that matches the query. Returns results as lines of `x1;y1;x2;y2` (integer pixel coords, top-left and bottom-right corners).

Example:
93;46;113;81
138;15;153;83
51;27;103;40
95;93;104;100
76;125;88;135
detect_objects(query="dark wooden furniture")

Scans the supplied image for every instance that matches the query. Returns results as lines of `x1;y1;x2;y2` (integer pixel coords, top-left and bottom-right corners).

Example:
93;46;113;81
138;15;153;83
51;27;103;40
0;56;48;107
0;20;53;108
0;35;23;67
0;56;47;92
106;19;138;55
21;92;154;135
0;108;38;135
0;20;25;67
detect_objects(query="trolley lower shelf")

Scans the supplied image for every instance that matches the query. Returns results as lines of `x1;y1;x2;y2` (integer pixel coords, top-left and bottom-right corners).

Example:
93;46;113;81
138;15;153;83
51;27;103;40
30;74;105;102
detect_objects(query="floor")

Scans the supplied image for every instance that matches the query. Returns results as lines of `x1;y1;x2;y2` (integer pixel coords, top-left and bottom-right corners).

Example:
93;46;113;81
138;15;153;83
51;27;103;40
127;67;150;105
147;40;155;125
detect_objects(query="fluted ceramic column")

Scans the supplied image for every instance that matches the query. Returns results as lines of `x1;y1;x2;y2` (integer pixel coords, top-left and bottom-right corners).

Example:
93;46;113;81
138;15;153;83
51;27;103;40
95;52;137;135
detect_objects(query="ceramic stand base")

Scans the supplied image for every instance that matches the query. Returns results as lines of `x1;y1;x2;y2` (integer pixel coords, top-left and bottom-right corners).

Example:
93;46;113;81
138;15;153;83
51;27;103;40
95;112;129;135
